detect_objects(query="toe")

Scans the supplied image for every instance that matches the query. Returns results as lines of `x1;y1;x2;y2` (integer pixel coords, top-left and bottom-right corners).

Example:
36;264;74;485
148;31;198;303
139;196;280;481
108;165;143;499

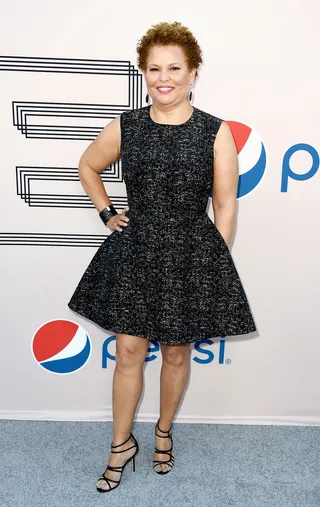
97;479;110;490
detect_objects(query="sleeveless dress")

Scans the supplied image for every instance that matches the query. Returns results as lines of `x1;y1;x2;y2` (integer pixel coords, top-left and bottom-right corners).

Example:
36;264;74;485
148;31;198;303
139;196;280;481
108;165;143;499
68;105;257;344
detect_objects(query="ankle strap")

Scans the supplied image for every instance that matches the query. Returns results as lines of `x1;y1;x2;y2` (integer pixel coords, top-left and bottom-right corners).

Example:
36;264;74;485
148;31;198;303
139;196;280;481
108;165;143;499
111;433;133;449
156;420;172;435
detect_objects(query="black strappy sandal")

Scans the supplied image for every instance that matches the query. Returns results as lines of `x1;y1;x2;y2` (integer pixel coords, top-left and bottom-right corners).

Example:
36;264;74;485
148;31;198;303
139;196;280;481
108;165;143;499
96;432;139;493
153;419;175;474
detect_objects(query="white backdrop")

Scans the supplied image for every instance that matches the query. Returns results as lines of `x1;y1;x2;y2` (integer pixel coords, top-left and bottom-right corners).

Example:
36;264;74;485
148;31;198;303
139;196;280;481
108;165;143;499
1;0;319;425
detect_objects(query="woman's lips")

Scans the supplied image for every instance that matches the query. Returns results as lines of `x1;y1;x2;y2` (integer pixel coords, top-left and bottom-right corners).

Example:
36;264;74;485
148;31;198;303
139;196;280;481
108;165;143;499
157;87;174;94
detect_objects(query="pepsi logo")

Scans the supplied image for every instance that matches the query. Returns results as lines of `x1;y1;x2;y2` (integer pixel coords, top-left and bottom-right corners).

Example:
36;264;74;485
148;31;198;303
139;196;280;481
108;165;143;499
32;319;91;374
226;120;267;198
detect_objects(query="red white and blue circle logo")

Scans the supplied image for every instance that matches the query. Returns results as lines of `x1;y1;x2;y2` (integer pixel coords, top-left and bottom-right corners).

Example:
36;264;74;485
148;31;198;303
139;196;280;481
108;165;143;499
32;319;91;374
226;120;267;198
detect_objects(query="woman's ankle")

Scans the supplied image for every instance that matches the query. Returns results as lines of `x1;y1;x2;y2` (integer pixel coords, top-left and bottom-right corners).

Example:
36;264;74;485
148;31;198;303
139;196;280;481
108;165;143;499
157;419;172;433
112;432;132;447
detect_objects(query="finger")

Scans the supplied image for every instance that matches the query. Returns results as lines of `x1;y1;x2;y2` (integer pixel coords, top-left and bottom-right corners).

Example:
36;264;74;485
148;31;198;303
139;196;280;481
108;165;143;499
116;220;127;228
118;215;129;223
106;220;120;231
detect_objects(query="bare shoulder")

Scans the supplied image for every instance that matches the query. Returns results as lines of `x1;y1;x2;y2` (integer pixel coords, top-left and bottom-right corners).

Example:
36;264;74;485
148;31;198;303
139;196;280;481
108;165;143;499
214;121;237;157
195;109;235;157
96;115;121;147
80;116;121;173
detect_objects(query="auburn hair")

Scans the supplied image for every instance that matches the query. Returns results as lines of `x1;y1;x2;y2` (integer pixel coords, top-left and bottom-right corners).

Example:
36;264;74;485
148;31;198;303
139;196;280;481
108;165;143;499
137;21;203;73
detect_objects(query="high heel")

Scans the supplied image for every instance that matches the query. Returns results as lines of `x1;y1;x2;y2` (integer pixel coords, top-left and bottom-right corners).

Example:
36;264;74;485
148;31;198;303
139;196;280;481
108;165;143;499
96;432;139;493
153;419;175;475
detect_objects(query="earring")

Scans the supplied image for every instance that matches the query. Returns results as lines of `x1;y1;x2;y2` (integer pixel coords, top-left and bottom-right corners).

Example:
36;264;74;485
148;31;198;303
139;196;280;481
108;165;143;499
145;93;149;104
189;90;193;102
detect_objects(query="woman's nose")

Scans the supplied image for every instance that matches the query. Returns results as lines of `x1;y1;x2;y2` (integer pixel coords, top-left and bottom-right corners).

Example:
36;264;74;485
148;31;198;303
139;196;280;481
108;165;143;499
159;72;170;82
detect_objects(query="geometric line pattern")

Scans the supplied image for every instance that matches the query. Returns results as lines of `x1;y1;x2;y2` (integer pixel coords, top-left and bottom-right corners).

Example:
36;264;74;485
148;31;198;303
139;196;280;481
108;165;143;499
0;56;139;76
0;233;107;247
12;102;131;140
16;164;126;207
1;55;143;111
0;55;143;246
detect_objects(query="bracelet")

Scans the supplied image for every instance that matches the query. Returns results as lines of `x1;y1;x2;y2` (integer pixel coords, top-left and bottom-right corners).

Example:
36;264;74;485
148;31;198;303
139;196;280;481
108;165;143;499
99;205;118;224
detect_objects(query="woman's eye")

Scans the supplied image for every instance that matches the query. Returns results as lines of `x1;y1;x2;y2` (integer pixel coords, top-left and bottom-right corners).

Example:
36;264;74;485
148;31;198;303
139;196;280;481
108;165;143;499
149;67;179;71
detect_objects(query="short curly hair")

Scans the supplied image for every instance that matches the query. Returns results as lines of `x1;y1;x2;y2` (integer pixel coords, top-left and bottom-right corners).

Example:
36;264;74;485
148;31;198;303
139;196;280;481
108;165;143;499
136;21;203;73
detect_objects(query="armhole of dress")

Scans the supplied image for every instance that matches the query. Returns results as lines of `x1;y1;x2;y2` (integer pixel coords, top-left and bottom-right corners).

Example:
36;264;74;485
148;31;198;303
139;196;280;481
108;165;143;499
212;118;224;159
211;118;224;187
119;112;125;156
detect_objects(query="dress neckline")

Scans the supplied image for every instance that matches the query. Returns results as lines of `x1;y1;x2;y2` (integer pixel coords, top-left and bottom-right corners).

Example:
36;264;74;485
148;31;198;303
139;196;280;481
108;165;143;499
147;104;195;127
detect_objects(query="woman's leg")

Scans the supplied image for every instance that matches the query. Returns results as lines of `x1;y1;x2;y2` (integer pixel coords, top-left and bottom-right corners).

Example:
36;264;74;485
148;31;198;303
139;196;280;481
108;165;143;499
97;333;150;490
154;343;191;472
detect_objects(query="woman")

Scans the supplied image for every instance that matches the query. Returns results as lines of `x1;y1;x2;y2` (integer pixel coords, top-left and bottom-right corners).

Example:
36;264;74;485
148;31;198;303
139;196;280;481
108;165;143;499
68;21;256;492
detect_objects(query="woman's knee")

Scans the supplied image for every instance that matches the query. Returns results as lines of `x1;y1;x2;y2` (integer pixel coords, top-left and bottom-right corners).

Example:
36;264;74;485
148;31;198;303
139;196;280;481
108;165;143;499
115;334;149;369
161;344;190;367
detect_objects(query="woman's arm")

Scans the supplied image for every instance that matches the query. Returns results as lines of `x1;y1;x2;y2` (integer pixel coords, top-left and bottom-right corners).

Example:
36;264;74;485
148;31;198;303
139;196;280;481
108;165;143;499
212;122;239;248
78;116;121;212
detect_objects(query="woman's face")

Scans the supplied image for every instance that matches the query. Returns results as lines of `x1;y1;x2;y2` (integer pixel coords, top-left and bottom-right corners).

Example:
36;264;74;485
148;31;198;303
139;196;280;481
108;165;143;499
144;45;196;106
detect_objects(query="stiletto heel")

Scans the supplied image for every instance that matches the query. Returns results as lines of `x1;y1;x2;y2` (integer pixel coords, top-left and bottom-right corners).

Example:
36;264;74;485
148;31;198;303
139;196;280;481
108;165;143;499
153;419;175;475
96;432;139;493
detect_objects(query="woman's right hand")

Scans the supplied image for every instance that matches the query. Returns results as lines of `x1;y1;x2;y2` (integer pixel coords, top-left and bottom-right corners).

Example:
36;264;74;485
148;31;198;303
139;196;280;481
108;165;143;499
106;206;130;232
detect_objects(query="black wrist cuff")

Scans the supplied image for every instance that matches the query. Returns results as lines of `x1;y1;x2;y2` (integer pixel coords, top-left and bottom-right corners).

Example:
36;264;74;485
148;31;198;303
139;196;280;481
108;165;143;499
99;205;118;224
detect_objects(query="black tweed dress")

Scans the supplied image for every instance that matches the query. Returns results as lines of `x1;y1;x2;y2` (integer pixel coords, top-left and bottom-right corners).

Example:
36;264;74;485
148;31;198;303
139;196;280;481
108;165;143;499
68;105;257;344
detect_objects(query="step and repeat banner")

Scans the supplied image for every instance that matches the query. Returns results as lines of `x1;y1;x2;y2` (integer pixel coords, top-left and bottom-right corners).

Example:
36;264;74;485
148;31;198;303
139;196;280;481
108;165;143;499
1;0;319;424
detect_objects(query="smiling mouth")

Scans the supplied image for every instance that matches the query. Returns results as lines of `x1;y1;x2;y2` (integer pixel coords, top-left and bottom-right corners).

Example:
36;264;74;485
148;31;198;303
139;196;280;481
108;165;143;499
157;87;174;93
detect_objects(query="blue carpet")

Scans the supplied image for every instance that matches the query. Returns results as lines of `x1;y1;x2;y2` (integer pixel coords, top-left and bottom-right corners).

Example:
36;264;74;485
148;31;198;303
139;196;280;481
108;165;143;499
0;420;319;507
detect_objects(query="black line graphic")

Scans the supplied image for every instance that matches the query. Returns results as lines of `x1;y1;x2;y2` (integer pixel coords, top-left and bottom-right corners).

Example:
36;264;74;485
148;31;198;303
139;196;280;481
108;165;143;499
13;103;133;140
16;164;125;207
1;55;143;246
0;233;107;247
